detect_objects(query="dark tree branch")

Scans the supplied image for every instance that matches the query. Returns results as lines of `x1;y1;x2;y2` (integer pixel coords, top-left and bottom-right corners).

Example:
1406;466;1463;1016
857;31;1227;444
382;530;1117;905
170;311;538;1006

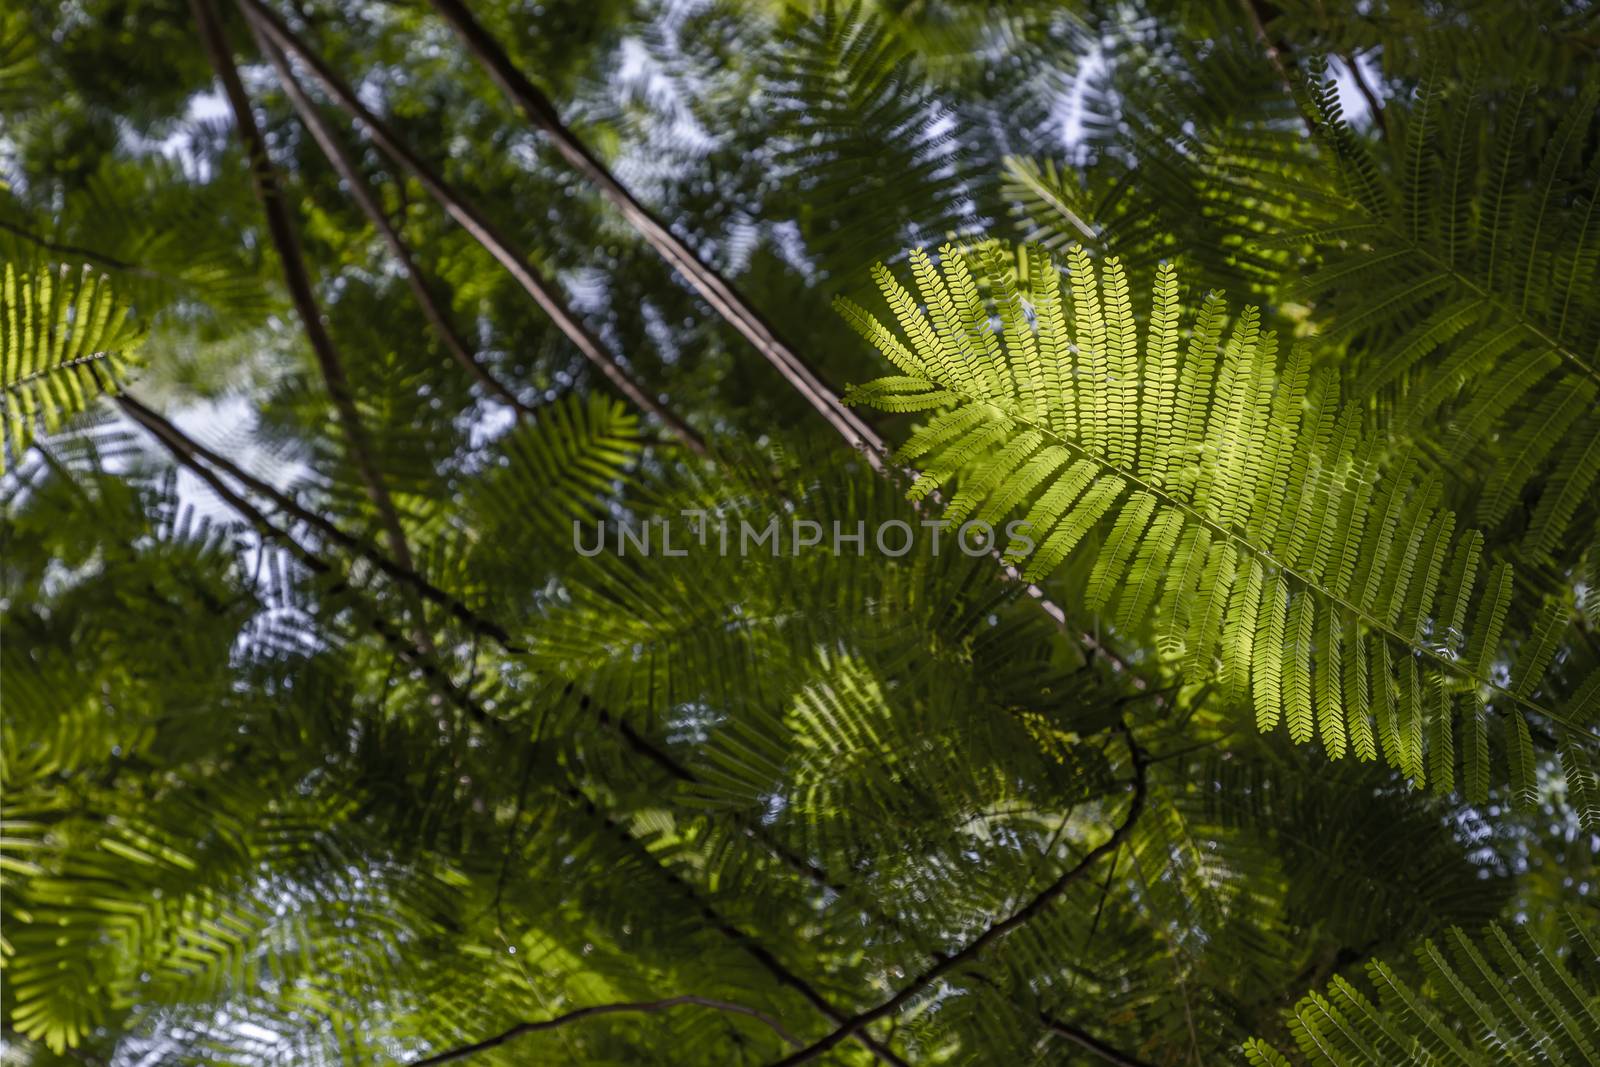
112;390;503;735
190;0;431;647
1037;1008;1156;1067
116;389;870;910
115;392;520;651
249;26;538;419
1341;51;1388;140
417;0;882;460
236;0;706;455
957;969;1155;1067
767;728;1150;1066
1236;0;1315;136
595;671;1153;1067
237;0;1149;687
115;390;913;1065
0;217;139;272
408;996;803;1066
558;785;911;1067
562;682;845;891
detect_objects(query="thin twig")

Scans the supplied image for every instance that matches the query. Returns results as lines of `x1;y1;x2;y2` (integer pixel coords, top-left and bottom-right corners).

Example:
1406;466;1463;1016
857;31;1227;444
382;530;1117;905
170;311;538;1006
1083;841;1122;948
561;786;912;1067
0;217;138;272
767;726;1150;1065
1036;1007;1156;1067
1341;51;1387;140
408;996;804;1066
113;390;500;734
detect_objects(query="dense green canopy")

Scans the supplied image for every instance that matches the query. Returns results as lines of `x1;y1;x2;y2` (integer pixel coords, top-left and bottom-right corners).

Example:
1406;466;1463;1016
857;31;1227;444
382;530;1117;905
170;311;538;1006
2;0;1599;1064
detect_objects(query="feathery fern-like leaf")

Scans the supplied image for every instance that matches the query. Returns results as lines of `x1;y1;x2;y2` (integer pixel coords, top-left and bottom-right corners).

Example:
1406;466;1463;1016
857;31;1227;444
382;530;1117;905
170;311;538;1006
842;242;1598;813
1249;913;1600;1065
1301;73;1600;558
1;263;142;472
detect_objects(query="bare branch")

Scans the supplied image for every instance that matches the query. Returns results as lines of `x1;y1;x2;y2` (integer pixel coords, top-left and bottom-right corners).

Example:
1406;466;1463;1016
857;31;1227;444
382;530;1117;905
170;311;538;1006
1236;0;1315;137
111;390;501;733
236;0;706;455
767;728;1150;1066
408;996;803;1066
558;786;912;1067
249;26;538;419
116;391;520;652
190;0;430;646
115;390;905;1066
418;0;882;459
1341;52;1388;140
1037;1008;1157;1067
